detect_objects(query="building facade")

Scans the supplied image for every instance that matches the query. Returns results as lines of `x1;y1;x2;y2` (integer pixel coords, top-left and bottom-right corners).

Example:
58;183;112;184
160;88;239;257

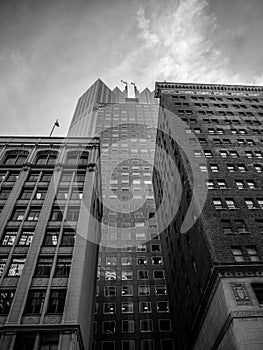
68;79;176;350
153;82;263;350
0;136;101;350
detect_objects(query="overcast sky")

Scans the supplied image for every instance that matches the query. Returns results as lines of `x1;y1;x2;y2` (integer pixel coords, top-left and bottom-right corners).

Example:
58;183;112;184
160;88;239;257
1;0;263;136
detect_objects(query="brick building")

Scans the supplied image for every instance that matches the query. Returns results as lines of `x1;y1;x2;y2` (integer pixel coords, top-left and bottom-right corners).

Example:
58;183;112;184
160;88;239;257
153;82;263;350
0;136;101;350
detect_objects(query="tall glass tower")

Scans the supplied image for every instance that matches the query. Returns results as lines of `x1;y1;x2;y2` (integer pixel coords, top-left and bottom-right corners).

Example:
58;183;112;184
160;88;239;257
68;79;176;350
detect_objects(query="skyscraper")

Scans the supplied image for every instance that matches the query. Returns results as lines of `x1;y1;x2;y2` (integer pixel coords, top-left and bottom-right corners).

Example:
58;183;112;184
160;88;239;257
68;79;176;350
153;82;263;350
0;136;101;350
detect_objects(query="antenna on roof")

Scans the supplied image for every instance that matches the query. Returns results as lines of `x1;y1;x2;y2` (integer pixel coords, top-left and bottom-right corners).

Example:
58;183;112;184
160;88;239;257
49;119;60;137
121;80;128;92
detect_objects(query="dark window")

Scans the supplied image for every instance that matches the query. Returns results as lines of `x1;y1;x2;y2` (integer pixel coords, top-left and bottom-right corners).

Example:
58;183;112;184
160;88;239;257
27;208;41;221
66;207;80;221
8;257;25;276
36;153;57;165
252;283;263;305
41;172;52;182
19;188;33;200
35;189;47;200
14;333;36;350
60;172;73;182
0;188;11;200
61;230;75;246
43;231;59;246
6;172;19;182
54;257;71;277
159;319;172;332
47;289;66;314
103;321;116;334
4;152;28;165
50;208;64;221
0;290;15;314
160;339;174;350
24;290;46;314
11;208;26;221
27;172;40;182
39;333;59;350
34;257;53;277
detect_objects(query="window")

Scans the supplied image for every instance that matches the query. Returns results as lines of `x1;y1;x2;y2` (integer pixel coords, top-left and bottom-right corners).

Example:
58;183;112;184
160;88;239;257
252;283;263;305
105;270;116;280
6;172;19;182
200;165;208;172
151;244;161;252
245;151;253;159
247;180;256;189
4;151;28;165
47;289;66;314
136;245;146;252
55;256;71;277
35;189;47;200
139;302;151;313
222;220;232;234
141;340;154;350
50;208;64;221
210;164;219;172
213;199;223;209
36;152;57;165
122;302;133;313
104;303;116;314
154;270;165;279
255;151;263;159
106;257;117;266
41;172;52;182
217;180;227;189
155;285;167;295
157;301;169;312
137;256;147;265
245;198;256;209
122;340;135;350
160;340;174;350
159;319;172;332
227;164;235;172
104;286;116;297
102;342;115;350
0;290;15;314
1;231;17;246
122;285;133;296
138;285;150;296
152;256;163;265
121;257;132;265
0;188;11;200
229;150;238;158
235;220;248;234
11;208;26;221
19;188;33;200
225;199;236;209
140;319;153;332
8;257;25;276
237;164;247;172
254;164;262;173
121;271;133;280
122;320;134;333
18;230;34;246
0;257;7;277
61;230;75;246
257;199;263;209
246;246;260;261
56;188;69;200
231;246;244;262
103;321;116;334
204;150;212;157
138;270;149;280
43;230;59;246
219;151;228;158
14;333;36;350
70;188;83;200
27;208;41;221
24;290;46;314
235;180;244;189
206;180;215;190
27;172;40;182
39;333;59;350
34;257;53;277
66;206;80;221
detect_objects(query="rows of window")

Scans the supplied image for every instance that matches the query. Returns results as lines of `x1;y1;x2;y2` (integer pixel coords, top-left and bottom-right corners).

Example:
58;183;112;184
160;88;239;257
95;318;172;334
97;285;167;297
92;338;174;350
95;301;169;314
0;150;91;166
207;179;259;190
97;269;165;281
213;197;263;210
198;137;262;147
104;255;163;266
195;148;263;160
200;163;263;173
191;127;263;136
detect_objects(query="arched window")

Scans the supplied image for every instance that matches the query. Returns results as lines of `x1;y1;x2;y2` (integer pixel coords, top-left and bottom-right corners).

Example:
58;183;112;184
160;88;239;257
3;150;29;165
35;151;57;165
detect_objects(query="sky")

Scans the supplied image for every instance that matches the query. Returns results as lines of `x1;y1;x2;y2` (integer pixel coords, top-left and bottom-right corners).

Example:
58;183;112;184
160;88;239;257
0;0;263;136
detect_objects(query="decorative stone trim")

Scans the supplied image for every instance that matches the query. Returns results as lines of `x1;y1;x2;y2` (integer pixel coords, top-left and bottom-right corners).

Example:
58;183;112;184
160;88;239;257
231;283;252;305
